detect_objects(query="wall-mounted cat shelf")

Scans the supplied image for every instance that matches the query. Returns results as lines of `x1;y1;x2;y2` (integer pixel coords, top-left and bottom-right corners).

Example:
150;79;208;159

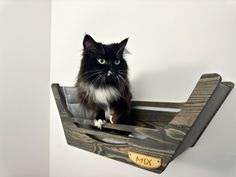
51;73;233;174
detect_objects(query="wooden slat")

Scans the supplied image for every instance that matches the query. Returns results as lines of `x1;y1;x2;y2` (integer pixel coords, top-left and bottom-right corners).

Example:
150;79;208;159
132;101;184;109
131;109;177;122
72;117;169;137
170;73;221;127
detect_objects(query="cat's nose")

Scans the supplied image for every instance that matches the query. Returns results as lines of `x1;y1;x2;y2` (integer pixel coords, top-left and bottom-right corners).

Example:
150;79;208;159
107;70;113;76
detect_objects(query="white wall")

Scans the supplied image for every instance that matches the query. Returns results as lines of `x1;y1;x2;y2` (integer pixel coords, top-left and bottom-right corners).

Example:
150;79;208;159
0;0;50;177
50;0;236;177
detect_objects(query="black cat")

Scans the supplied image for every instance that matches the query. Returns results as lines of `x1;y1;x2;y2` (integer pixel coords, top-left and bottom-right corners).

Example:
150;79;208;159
76;34;132;129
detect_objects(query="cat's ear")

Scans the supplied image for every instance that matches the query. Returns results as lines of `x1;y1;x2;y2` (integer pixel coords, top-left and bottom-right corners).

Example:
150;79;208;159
83;34;97;54
116;38;129;56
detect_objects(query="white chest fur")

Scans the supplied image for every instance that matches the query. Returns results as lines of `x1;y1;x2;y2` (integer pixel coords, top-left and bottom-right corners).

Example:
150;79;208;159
93;87;120;105
79;81;120;106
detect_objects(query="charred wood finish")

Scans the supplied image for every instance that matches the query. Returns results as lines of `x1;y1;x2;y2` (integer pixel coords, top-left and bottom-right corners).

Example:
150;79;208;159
51;73;233;174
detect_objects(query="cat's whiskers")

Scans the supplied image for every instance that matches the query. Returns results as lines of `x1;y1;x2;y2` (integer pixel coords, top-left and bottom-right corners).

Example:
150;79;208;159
94;75;105;88
118;70;128;75
79;71;102;78
115;75;126;93
117;74;129;87
88;74;103;89
79;71;103;83
79;70;101;78
117;78;124;93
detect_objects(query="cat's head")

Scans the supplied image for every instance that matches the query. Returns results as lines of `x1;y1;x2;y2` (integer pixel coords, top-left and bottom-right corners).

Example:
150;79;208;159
78;34;129;89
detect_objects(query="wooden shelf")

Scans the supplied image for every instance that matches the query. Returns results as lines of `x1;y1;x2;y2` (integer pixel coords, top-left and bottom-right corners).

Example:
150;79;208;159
51;73;233;174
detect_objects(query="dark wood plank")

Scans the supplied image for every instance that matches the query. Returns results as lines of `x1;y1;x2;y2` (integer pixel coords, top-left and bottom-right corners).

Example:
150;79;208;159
132;101;184;109
170;73;222;127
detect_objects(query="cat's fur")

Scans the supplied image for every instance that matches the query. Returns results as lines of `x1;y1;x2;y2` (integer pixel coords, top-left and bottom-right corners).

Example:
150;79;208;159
76;34;132;129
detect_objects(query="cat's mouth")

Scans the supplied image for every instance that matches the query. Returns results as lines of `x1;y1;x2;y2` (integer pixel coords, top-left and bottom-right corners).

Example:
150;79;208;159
105;71;116;82
106;75;116;82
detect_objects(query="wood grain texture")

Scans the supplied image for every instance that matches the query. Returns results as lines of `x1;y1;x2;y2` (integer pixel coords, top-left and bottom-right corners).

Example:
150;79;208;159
170;73;221;127
51;73;234;174
131;101;184;109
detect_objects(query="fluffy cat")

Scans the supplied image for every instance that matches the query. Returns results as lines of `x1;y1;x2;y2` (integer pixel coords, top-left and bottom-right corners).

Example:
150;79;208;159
76;34;132;129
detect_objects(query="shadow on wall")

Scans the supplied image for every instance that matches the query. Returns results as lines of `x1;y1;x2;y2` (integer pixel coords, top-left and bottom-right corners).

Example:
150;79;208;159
131;63;207;102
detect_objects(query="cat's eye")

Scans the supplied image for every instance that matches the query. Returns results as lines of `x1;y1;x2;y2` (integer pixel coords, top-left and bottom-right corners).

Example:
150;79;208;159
114;59;120;65
97;59;107;65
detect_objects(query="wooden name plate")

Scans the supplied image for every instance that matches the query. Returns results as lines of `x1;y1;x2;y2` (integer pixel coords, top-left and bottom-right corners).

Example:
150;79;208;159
128;151;162;169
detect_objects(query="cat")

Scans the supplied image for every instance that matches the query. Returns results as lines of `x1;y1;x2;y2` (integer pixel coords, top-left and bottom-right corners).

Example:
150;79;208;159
75;34;132;129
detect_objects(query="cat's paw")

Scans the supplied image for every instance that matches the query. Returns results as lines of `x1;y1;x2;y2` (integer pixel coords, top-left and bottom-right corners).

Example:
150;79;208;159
94;119;106;129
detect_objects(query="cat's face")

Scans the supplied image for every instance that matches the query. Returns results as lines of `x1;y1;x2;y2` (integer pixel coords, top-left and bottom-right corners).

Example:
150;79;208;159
79;34;129;88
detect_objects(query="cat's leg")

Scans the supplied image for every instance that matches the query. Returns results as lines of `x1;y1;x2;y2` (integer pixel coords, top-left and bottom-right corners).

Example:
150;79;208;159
109;112;120;124
104;107;115;124
110;111;130;124
110;101;131;124
94;110;106;129
104;107;123;124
